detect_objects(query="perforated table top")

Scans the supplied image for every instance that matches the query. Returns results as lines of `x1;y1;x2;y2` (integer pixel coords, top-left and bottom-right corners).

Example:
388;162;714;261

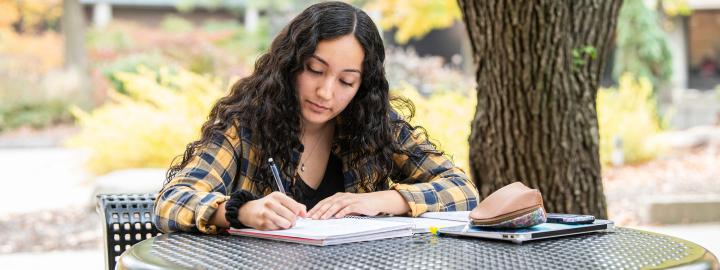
119;228;718;270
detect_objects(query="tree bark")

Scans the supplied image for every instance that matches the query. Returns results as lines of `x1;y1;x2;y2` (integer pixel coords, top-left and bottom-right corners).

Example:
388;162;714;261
62;0;87;71
458;0;623;218
62;0;93;107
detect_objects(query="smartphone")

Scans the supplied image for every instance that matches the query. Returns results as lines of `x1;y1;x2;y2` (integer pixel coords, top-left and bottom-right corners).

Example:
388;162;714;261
546;213;595;225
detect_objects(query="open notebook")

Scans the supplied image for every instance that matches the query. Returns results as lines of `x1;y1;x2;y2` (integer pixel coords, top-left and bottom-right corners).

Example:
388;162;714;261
228;217;413;246
419;210;470;222
374;211;470;233
375;216;467;233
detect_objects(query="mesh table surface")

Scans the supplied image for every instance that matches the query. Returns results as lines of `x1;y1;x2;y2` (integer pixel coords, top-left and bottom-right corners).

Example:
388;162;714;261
121;228;717;270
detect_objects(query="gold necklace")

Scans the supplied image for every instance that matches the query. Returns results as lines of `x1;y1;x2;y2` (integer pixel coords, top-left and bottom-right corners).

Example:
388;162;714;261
299;127;328;173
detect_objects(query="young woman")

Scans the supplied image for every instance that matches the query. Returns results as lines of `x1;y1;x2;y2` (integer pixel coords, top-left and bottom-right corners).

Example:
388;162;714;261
154;1;479;234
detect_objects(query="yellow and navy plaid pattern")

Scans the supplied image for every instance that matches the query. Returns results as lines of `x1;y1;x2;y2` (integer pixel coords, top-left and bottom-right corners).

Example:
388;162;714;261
154;119;479;234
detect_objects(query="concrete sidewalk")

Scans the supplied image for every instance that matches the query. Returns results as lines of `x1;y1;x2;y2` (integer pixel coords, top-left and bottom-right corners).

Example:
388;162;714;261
0;249;103;270
0;148;92;215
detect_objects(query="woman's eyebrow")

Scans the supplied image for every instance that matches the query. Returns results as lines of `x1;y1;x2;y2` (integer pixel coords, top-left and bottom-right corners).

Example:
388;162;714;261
311;55;361;74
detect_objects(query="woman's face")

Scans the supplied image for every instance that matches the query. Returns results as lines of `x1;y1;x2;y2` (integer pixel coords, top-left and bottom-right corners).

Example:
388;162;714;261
296;34;364;128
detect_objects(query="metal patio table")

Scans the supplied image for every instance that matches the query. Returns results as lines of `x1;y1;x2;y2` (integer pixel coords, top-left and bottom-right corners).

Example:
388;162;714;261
117;227;718;270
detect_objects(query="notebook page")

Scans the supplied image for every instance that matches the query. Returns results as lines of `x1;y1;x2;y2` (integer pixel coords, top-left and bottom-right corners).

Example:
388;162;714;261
231;217;412;240
418;211;471;222
376;217;466;233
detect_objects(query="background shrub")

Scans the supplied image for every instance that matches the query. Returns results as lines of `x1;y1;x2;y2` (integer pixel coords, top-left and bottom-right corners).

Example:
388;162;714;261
597;74;664;165
392;85;475;173
67;66;227;174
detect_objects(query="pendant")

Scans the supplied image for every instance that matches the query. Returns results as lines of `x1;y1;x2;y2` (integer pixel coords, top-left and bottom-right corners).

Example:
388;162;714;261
300;163;305;172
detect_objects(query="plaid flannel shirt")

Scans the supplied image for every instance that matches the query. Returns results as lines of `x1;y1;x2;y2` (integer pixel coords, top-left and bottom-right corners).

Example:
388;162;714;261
154;116;479;234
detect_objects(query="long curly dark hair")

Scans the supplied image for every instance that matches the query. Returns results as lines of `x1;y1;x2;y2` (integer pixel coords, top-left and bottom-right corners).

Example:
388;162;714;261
166;1;440;193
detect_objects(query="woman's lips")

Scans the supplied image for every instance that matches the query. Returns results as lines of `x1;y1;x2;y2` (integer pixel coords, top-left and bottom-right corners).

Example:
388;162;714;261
307;100;330;113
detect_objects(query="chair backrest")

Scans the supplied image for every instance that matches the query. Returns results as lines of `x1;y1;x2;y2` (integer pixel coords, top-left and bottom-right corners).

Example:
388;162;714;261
96;194;161;270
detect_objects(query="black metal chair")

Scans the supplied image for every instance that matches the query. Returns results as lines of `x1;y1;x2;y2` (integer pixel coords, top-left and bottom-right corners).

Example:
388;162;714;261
96;194;161;270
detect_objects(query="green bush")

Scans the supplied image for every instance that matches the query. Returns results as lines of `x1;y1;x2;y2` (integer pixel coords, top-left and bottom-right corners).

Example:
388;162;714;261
99;53;168;94
86;27;132;53
0;100;73;132
86;19;265;90
613;0;672;89
67;66;226;174
597;74;664;165
209;19;271;68
0;63;79;132
161;15;194;33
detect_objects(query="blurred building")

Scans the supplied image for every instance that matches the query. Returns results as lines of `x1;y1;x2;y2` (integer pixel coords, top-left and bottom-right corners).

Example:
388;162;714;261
660;0;720;129
79;0;249;29
685;0;720;90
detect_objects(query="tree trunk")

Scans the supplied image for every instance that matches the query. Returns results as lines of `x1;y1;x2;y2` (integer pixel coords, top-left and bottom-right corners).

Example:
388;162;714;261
458;0;623;218
62;0;87;71
62;0;92;108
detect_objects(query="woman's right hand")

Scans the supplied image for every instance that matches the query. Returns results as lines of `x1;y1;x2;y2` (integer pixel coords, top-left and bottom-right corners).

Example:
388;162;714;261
238;192;307;230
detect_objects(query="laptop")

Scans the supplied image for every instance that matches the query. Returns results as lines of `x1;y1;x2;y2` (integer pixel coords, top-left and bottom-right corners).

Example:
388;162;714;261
438;219;614;244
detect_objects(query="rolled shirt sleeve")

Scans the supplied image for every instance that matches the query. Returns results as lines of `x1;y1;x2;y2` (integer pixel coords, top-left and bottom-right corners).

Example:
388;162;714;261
390;122;479;217
154;127;240;234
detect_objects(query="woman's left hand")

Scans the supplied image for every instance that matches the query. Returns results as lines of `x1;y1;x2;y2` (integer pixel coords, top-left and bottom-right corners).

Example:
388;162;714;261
307;192;380;219
307;190;410;219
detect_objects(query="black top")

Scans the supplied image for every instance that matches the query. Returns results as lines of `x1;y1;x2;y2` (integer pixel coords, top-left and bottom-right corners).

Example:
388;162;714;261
292;153;345;209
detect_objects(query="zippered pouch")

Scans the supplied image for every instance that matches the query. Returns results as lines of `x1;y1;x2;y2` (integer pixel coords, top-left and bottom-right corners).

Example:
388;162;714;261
469;182;547;229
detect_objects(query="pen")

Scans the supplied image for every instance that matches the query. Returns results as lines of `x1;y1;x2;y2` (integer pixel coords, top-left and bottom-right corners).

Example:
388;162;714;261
268;158;286;194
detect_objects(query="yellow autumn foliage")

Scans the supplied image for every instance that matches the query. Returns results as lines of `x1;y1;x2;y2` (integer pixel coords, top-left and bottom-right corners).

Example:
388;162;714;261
365;0;461;44
597;74;664;165
392;85;475;173
67;65;476;175
66;66;228;174
0;1;20;28
68;66;661;175
0;0;62;32
0;0;64;73
661;0;691;17
0;30;63;72
395;74;665;171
